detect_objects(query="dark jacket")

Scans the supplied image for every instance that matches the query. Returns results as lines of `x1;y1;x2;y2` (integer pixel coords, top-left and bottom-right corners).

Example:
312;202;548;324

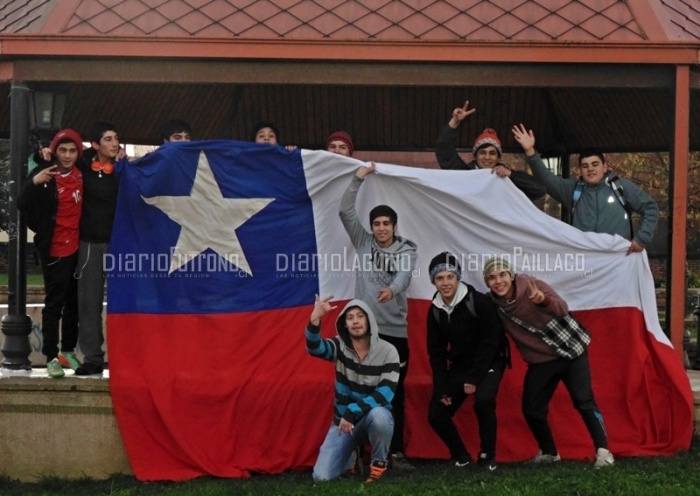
435;124;546;201
427;282;508;400
17;160;61;263
76;155;119;243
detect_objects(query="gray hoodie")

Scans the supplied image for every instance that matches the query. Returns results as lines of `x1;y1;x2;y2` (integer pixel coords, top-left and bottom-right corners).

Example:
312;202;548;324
339;175;418;338
305;299;400;425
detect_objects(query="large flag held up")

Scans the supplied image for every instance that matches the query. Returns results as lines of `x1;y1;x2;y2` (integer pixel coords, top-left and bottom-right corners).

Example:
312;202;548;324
108;141;692;481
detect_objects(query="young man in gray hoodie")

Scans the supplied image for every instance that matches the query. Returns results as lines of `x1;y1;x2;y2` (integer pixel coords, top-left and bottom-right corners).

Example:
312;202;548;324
306;297;400;483
339;164;418;470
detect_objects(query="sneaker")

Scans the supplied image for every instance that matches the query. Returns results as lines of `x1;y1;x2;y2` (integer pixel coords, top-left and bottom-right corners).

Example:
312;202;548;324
364;460;387;484
58;352;81;370
342;447;364;478
74;362;104;376
528;450;561;464
391;452;416;471
47;358;65;378
477;453;497;472
594;448;615;469
453;455;472;467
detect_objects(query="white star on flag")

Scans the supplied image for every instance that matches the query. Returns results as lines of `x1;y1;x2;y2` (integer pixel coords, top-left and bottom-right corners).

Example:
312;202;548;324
142;150;274;274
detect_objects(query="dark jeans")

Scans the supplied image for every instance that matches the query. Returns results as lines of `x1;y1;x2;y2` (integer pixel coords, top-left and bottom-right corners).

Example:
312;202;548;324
379;334;409;454
40;252;79;361
522;353;608;455
428;360;506;459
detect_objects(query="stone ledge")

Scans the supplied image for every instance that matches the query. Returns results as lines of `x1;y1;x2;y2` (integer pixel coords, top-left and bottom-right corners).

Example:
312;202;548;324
0;371;132;482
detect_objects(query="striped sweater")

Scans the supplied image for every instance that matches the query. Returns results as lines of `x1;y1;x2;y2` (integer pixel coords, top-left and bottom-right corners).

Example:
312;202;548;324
306;299;400;425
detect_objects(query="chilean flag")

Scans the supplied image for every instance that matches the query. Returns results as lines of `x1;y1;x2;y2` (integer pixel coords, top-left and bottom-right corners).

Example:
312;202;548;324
108;141;692;481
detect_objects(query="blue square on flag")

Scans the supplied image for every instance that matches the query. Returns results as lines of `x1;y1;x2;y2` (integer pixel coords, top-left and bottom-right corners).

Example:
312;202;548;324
108;141;318;314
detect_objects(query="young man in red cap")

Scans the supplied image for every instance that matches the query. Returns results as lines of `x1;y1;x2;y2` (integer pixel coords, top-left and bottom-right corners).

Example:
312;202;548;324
326;131;354;157
18;129;84;378
435;101;545;201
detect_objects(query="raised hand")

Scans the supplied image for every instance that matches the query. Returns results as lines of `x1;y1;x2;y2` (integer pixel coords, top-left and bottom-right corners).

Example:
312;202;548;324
32;165;58;186
512;123;536;156
310;294;337;325
449;100;477;129
355;162;376;180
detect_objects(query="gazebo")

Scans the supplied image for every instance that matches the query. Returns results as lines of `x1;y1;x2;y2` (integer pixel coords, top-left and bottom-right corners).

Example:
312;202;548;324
1;0;699;360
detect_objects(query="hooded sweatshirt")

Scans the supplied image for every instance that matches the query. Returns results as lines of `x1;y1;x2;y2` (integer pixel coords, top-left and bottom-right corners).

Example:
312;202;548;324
339;175;418;338
305;299;400;425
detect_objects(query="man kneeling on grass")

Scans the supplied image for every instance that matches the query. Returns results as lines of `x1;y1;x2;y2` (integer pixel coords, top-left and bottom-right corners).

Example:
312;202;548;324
306;296;400;484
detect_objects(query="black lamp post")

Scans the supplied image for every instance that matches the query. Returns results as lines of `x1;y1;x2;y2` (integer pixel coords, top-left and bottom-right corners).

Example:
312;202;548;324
28;88;66;146
1;83;65;372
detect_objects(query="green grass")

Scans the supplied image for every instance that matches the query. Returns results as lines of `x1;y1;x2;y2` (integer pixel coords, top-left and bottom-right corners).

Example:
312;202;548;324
0;272;44;286
2;441;700;496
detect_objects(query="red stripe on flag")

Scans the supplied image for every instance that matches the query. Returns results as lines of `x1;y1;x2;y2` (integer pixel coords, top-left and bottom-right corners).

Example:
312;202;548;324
404;302;693;461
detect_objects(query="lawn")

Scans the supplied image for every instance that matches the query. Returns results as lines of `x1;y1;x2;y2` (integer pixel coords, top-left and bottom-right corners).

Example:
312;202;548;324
0;272;44;286
3;441;700;496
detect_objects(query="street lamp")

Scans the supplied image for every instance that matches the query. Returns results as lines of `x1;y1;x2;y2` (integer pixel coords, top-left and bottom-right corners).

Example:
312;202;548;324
29;88;66;146
1;83;66;373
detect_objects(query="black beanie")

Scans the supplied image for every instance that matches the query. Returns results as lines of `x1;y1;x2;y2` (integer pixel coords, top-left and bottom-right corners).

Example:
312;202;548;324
428;252;461;283
369;204;397;225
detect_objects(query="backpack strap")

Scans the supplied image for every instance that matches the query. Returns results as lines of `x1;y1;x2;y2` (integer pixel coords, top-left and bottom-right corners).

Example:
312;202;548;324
607;173;634;237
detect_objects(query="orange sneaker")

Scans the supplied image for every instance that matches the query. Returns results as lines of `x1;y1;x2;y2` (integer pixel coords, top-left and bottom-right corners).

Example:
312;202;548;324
364;460;387;484
58;352;81;370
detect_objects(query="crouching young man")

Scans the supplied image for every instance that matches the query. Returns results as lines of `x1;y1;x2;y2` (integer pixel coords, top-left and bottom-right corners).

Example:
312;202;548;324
305;296;400;484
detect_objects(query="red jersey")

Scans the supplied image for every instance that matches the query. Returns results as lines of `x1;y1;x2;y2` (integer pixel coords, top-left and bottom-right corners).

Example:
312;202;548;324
50;167;83;257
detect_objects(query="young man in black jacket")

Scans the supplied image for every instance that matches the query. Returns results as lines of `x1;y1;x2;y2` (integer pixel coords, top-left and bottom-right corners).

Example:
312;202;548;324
73;122;122;376
435;101;545;202
426;252;509;471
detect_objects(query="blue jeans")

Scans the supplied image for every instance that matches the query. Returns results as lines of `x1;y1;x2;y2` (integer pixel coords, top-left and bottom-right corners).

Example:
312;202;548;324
312;406;394;482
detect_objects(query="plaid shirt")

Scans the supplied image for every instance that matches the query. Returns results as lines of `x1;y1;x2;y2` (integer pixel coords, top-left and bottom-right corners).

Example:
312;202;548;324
498;309;590;360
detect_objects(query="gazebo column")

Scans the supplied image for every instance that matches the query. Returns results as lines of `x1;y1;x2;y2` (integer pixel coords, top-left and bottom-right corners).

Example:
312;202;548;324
667;65;690;362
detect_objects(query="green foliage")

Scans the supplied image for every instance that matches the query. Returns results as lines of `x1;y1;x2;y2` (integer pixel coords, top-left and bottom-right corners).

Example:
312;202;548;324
3;442;700;496
609;151;700;234
688;270;700;289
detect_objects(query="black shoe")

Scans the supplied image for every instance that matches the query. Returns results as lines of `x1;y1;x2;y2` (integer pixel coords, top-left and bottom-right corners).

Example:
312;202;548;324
74;362;104;376
453;455;472;467
477;453;497;472
391;452;416;471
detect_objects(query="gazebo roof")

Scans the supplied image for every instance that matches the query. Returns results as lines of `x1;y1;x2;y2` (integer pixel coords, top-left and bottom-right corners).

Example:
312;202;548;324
4;0;699;42
0;0;699;151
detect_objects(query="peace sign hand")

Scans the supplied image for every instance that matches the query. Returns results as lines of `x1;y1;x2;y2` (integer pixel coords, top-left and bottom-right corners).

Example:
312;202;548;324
527;279;545;305
449;100;477;128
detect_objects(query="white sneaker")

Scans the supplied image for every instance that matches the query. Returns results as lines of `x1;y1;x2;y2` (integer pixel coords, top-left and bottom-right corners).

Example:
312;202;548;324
594;448;614;469
528;450;561;463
